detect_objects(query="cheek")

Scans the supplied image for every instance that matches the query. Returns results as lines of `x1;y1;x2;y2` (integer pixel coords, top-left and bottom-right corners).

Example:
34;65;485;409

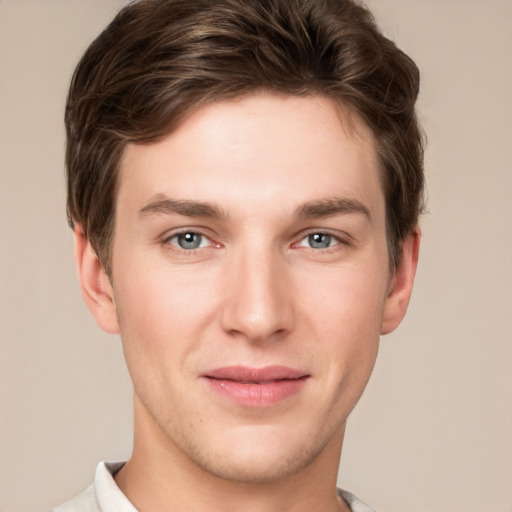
315;274;383;417
298;260;388;333
296;262;387;384
112;261;221;375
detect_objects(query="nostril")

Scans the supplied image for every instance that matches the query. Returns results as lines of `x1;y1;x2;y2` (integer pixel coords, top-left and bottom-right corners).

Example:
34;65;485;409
219;263;295;342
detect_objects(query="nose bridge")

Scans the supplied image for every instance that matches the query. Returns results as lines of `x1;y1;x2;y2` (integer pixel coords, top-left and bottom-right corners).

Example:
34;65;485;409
221;237;294;343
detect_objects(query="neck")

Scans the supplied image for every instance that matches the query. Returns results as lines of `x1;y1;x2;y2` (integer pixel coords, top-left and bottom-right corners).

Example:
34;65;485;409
115;396;350;512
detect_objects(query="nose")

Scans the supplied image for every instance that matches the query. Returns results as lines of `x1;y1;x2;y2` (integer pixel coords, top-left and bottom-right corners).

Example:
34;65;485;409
220;246;295;344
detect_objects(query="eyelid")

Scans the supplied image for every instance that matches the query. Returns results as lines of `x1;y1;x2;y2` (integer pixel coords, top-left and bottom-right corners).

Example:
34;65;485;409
292;228;352;247
162;227;221;249
301;233;339;247
160;226;352;252
170;233;209;249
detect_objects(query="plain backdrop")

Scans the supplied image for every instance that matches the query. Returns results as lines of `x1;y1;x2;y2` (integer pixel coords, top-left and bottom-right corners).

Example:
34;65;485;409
1;1;511;511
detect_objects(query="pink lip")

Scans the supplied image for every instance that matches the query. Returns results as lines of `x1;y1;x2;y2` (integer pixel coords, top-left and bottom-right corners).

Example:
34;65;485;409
202;365;310;407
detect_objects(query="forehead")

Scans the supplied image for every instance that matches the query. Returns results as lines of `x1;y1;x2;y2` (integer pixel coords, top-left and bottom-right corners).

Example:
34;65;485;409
117;93;383;222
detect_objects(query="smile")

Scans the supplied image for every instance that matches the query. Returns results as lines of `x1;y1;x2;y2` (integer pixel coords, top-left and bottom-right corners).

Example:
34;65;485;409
202;366;310;407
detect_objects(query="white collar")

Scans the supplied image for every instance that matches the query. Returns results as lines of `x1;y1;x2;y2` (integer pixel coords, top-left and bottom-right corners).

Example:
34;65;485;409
95;461;376;512
95;461;137;512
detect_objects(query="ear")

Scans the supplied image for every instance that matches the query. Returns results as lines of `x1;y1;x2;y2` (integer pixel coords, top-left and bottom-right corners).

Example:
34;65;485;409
74;225;120;334
380;227;421;335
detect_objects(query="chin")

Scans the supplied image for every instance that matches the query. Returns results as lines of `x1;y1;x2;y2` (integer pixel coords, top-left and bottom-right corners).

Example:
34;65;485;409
177;424;336;485
192;447;316;484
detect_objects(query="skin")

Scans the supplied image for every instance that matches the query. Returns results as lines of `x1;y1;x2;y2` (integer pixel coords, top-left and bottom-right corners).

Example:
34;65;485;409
75;92;419;512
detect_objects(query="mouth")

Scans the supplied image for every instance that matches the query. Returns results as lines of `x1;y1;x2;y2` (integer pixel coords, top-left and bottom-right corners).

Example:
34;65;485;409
202;366;310;407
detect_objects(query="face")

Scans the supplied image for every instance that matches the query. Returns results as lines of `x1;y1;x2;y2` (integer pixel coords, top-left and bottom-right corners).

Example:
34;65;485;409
78;93;418;484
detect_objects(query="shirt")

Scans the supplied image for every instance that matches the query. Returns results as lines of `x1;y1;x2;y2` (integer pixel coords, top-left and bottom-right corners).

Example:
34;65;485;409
49;461;378;512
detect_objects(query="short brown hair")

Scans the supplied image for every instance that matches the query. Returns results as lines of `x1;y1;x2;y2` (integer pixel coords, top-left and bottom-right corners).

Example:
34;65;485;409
66;0;424;274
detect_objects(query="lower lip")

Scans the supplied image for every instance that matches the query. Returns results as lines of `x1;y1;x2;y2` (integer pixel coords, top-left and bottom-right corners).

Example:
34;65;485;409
204;377;309;407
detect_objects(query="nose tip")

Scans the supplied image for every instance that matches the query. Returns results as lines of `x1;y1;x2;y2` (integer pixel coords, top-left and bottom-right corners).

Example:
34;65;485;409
230;309;288;344
220;254;295;344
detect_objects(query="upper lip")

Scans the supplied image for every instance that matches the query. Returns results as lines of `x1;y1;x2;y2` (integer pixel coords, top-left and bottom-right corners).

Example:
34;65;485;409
203;365;309;383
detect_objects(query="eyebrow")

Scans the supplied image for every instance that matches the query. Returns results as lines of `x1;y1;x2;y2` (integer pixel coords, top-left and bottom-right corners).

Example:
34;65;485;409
295;197;372;221
138;194;371;222
138;195;227;220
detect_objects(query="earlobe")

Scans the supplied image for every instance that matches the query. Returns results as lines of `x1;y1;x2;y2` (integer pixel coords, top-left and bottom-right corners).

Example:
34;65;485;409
380;227;421;335
74;225;120;334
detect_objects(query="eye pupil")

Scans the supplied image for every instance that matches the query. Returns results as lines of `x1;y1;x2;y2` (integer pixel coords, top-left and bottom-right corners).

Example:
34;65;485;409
308;233;331;249
178;232;202;249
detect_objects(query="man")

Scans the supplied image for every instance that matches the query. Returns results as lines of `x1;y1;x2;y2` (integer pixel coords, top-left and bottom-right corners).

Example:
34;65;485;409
53;0;424;510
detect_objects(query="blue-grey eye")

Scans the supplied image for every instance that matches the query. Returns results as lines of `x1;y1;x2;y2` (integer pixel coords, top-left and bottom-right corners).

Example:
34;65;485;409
172;232;206;250
300;233;338;249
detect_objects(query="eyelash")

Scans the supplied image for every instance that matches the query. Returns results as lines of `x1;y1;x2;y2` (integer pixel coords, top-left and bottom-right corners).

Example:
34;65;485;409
293;232;346;251
163;230;219;252
162;229;349;254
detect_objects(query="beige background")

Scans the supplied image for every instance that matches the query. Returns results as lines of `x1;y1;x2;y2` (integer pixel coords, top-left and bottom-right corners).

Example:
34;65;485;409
1;0;511;511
